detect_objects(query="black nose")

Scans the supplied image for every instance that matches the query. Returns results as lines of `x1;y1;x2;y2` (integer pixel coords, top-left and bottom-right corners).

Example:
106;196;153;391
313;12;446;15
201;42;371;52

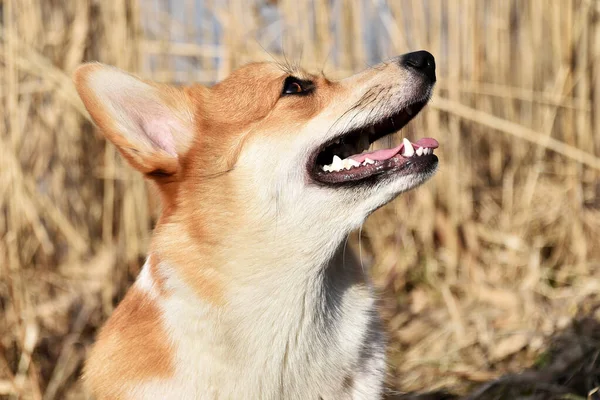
400;50;436;82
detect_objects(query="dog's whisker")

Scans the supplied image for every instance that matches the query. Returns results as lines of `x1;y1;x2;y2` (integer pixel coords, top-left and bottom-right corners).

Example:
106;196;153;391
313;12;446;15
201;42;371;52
342;234;350;270
359;224;365;275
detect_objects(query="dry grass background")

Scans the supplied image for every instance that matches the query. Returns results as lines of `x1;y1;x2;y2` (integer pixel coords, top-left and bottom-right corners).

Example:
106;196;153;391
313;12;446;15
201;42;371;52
1;0;600;399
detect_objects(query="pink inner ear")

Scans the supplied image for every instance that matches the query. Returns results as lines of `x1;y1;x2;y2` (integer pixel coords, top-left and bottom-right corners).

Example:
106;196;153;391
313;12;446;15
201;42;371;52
116;89;183;157
142;117;178;157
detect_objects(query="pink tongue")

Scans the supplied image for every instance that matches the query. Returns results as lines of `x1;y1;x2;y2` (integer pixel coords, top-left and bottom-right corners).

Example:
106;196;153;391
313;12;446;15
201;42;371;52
348;138;439;163
349;145;403;163
414;138;439;149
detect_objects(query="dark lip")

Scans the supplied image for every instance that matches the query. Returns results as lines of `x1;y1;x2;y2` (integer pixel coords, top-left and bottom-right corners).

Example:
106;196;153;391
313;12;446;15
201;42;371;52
307;96;433;187
313;154;438;186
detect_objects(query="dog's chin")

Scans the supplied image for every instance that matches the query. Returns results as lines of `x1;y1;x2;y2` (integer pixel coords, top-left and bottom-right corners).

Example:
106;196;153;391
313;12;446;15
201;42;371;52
380;155;439;191
359;165;438;215
387;166;438;197
313;165;438;235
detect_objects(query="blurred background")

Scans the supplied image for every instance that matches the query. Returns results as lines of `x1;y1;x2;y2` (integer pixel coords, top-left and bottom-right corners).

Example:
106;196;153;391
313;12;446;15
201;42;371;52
1;0;600;399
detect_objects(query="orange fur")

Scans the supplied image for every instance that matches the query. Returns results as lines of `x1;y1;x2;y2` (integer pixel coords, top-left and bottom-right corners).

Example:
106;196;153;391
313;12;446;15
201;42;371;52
84;288;174;398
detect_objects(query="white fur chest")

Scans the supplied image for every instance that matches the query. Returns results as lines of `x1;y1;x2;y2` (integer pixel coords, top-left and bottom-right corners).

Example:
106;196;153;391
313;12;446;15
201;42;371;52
128;253;386;400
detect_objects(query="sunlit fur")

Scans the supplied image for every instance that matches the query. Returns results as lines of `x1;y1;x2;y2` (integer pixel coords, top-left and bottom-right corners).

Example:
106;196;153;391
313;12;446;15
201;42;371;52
74;57;436;400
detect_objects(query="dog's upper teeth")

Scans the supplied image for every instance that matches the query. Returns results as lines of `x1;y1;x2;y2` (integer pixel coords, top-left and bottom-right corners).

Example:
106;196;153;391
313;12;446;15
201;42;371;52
401;138;414;157
416;147;423;156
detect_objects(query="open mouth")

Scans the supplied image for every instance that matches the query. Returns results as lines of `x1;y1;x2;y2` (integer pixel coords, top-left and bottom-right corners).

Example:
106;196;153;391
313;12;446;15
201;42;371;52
310;99;438;185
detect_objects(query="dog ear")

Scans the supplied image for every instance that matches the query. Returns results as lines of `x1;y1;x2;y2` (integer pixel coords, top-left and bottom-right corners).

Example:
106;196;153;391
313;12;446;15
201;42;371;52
74;63;194;177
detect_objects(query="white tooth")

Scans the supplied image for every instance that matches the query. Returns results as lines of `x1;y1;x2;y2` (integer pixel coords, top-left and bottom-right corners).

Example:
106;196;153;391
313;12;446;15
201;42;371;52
425;148;432;155
322;165;329;172
348;159;360;168
416;147;423;156
364;158;375;165
332;155;342;168
402;138;414;157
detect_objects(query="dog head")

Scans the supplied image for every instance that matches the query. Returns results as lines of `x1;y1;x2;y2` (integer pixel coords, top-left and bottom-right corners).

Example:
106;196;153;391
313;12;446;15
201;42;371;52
75;51;437;251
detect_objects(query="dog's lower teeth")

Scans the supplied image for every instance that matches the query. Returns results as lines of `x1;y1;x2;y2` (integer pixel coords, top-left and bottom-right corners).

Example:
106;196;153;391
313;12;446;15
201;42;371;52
332;155;343;168
320;133;435;174
362;158;375;166
322;156;361;173
342;158;359;170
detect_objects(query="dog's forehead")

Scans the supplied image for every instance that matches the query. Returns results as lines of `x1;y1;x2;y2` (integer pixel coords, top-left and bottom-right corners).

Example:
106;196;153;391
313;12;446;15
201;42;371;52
197;62;322;126
214;62;314;87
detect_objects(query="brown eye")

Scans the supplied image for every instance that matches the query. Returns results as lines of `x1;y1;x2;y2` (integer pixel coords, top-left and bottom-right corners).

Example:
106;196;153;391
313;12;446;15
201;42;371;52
282;76;314;96
288;82;302;93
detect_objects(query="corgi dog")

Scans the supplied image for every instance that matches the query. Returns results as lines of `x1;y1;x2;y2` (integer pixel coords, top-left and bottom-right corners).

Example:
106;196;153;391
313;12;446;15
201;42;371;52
74;50;438;400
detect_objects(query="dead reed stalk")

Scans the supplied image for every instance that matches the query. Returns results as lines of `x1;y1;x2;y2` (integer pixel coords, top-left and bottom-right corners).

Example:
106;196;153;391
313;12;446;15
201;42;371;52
1;1;599;398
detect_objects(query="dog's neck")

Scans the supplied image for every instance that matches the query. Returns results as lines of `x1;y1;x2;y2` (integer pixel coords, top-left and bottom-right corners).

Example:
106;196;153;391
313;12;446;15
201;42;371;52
140;217;378;398
149;212;365;303
142;175;377;380
146;215;374;369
